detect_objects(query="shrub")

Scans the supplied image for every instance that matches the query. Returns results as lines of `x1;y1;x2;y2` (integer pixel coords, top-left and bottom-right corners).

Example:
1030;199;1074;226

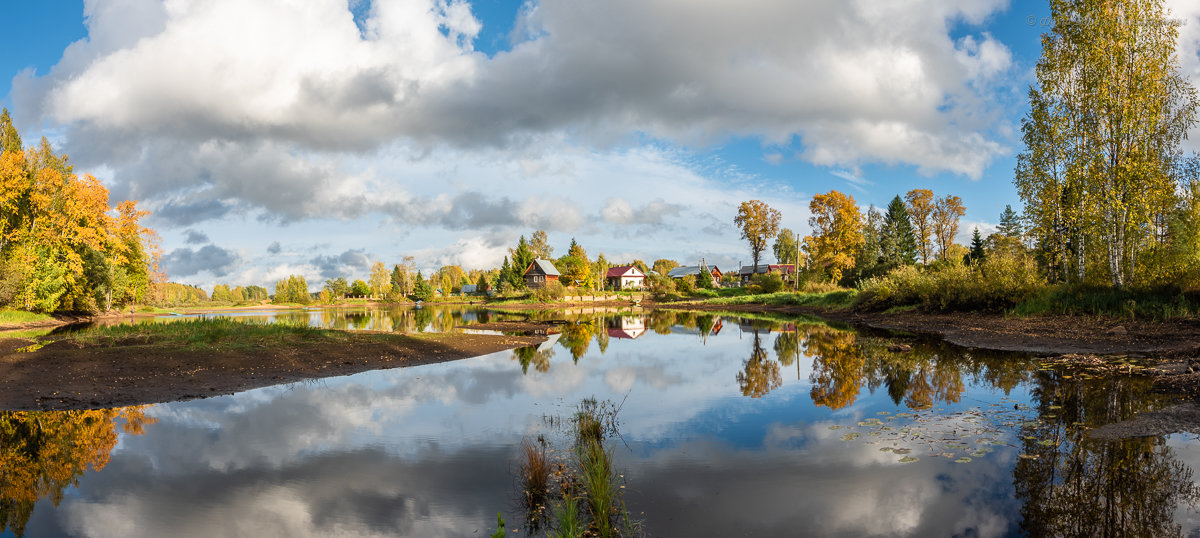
856;249;1047;312
747;272;784;294
648;274;676;299
531;281;566;303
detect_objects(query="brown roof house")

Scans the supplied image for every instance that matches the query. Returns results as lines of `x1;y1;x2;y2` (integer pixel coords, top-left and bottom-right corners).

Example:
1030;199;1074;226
738;264;795;284
605;265;646;289
524;259;561;289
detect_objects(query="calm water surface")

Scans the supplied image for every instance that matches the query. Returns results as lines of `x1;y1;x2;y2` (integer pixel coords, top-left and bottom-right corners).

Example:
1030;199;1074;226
4;307;1199;537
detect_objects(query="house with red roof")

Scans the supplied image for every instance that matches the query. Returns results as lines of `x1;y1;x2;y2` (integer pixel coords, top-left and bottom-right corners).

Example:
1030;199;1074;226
605;265;646;289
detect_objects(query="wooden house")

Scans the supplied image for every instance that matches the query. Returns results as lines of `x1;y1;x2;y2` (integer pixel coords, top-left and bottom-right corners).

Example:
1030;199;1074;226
524;259;561;289
738;264;795;284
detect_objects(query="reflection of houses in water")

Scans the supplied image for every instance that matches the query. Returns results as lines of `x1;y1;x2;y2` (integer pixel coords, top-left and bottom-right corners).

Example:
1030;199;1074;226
668;318;724;337
538;333;562;352
606;316;647;339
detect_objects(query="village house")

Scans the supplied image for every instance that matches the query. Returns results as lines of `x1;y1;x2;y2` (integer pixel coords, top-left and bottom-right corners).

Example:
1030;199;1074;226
666;265;723;282
605;265;646;289
737;264;796;284
524;259;561;289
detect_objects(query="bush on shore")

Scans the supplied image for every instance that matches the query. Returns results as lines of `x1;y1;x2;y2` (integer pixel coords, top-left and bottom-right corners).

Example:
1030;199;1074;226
855;248;1046;312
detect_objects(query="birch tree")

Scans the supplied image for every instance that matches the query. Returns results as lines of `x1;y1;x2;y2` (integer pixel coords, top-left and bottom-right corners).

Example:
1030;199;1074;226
1015;0;1198;287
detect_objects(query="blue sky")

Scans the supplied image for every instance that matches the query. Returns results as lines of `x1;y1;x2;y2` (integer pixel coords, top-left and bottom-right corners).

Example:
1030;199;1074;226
2;0;1199;291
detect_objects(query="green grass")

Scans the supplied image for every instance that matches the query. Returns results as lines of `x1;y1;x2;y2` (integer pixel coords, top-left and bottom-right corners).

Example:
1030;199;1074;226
1013;285;1200;319
66;317;364;351
664;308;833;327
688;289;858;308
0;328;55;340
0;309;53;324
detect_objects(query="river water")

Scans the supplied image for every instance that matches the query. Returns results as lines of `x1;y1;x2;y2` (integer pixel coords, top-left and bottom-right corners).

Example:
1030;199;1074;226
3;306;1198;537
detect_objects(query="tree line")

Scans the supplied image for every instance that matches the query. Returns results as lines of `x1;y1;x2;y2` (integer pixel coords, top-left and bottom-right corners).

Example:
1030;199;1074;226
0;110;157;313
734;188;976;286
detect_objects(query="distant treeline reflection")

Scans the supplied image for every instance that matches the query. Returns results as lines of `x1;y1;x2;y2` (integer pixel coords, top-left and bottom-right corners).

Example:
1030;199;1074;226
509;309;1035;409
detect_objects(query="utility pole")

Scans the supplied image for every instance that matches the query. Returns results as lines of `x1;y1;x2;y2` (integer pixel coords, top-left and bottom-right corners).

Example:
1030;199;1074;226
794;231;801;291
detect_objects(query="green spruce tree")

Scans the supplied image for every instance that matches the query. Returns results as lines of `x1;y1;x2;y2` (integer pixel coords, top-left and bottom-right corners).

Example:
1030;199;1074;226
997;204;1023;238
879;195;919;268
968;227;986;264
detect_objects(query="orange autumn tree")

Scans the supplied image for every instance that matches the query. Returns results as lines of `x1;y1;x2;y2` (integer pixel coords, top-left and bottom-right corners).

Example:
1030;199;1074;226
0;109;156;313
803;190;864;283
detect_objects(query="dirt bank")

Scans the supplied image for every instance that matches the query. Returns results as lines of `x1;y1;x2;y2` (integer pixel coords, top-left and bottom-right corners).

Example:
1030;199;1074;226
0;331;544;411
663;303;1200;356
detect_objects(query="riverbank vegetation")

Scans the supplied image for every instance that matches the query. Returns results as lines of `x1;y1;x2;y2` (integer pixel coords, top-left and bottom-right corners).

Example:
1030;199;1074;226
692;0;1200;320
0;111;157;314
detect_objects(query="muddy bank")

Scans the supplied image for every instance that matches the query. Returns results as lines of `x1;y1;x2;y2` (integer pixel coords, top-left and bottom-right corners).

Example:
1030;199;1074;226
460;320;567;335
663;302;1200;356
0;332;543;411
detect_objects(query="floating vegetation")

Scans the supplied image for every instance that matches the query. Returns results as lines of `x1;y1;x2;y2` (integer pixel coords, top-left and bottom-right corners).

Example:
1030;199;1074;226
825;397;1049;465
1035;354;1155;377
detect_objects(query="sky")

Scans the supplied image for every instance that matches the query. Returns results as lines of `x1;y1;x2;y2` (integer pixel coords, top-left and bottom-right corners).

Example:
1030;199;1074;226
2;0;1200;291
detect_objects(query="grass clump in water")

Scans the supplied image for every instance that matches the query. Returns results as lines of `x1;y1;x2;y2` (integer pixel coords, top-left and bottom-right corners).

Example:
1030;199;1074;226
501;397;639;537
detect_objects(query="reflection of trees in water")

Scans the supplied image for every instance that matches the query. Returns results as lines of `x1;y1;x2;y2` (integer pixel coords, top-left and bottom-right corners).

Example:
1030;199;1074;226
1015;375;1200;537
773;330;800;367
558;322;598;363
412;307;434;331
513;345;554;374
806;327;865;409
0;407;155;537
736;330;781;398
647;311;677;335
274;310;312;327
805;330;1035;411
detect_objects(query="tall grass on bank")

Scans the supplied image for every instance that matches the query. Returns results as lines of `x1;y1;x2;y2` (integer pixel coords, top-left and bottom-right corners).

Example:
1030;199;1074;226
0;309;53;325
1014;285;1200;319
694;289;858;309
72;317;328;350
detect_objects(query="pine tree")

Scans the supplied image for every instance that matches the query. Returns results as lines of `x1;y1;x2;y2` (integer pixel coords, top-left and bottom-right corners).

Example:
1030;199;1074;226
997;205;1023;239
968;228;986;264
498;256;513;289
413;271;433;301
509;236;534;289
880;195;918;268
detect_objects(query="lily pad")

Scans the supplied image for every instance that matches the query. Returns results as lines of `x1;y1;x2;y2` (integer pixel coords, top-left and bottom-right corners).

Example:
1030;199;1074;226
898;456;919;463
